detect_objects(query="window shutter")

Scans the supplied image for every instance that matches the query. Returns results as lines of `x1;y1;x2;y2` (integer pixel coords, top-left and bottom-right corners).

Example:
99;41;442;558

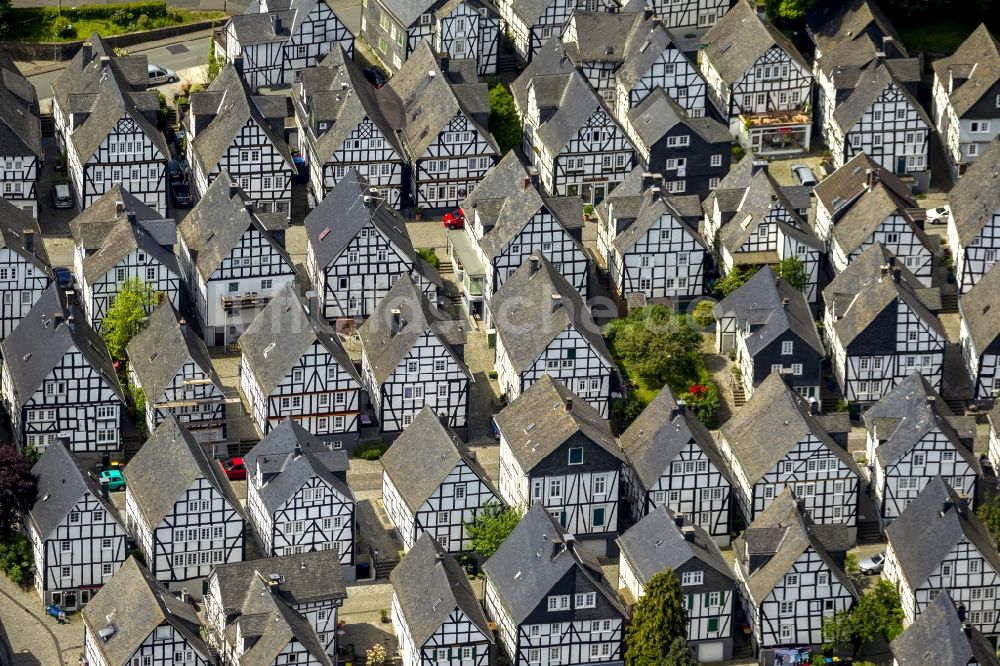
687;594;693;609
720;591;726;606
704;593;710;607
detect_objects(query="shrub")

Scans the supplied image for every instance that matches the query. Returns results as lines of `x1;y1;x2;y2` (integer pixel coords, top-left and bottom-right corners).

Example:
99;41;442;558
0;533;32;586
416;248;440;270
692;300;715;328
845;552;859;574
136;13;152;30
52;16;75;38
354;441;390;460
110;8;133;25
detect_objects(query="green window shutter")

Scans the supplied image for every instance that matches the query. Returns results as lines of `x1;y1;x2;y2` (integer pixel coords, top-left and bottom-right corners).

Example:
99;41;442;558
720;591;726;606
708;617;719;633
704;593;710;607
687;594;693;609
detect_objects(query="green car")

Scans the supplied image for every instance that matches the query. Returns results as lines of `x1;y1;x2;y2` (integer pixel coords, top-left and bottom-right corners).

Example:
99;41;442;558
99;469;125;491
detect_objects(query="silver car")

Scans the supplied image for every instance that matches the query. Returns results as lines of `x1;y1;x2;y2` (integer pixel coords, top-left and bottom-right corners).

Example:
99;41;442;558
148;64;178;85
858;552;885;575
51;183;73;209
791;164;817;186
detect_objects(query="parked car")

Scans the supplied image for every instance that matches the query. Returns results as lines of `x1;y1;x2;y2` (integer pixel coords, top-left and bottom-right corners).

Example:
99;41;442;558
363;66;388;89
219;457;247;481
858;552;885;575
926;205;950;224
53;266;73;289
170;181;193;207
443;208;465;229
167;159;182;181
791;164;817;186
51;183;73;209
148;64;178;85
99;469;126;491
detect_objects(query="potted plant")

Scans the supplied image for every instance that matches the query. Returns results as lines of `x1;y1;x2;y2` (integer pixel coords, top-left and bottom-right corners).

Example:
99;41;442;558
414;207;423;221
583;204;594;221
380;608;389;623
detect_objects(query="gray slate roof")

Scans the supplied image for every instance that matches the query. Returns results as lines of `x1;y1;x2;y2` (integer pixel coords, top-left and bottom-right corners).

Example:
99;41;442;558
127;301;223;404
619;385;732;491
720;373;860;484
806;0;908;76
959;258;1000;353
124;416;243;527
390;532;493;646
702;0;809;83
381;404;497;512
947;135;1000;247
561;11;639;63
932;24;1000;118
81;557;207;666
611;187;707;256
627;88;732;151
0;284;124;410
615;14;682;92
255;445;352;514
240;284;361;397
177;172;294;281
0;52;40;159
718;170;822;257
833;60;931;134
886;476;1000;590
813;152;915;218
490;252;609;374
712;265;824;358
0;197;51;277
616;505;735;586
243;417;348;483
891;591;1000;666
482;502;626;624
236;591;333;666
28;441;124;539
357;273;470;385
494;374;621;472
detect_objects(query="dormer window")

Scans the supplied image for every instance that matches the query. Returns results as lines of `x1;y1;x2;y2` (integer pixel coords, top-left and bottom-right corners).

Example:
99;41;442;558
420;13;432;24
681;571;703;585
318;122;329;131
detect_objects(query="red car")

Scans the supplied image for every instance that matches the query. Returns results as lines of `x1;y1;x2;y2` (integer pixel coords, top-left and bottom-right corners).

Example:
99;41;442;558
443;209;465;229
219;457;247;481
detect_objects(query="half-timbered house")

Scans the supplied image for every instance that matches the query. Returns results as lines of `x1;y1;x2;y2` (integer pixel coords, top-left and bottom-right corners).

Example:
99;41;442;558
513;41;635;204
932;24;1000;179
0;200;51;340
713;266;825;403
627;0;731;32
70;186;181;330
386;42;499;211
865;373;979;527
496;375;623;556
243;418;355;574
490;253;614;416
890;591;1000;666
51;35;169;215
619;385;734;546
391;533;494;666
733;489;858;651
622;90;732;198
222;0;355;91
719;372;861;537
26;442;128;610
947;136;1000;294
884;477;1000;639
124;417;245;583
203;549;347;663
382;405;501;553
176;172;297;347
187;64;295;216
358;273;472;434
292;47;406;206
82;557;211;666
595;168;708;307
364;0;500;75
960;264;1000;401
127;302;228;449
991;403;1000;473
239;285;364;445
483;503;628;666
822;243;947;403
458;150;588;315
700;1;813;154
0;51;41;217
305;172;440;322
0;284;125;453
617;507;737;662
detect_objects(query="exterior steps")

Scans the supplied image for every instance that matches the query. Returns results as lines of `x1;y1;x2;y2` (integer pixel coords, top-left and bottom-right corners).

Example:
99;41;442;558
497;51;520;75
731;382;746;408
945;397;967;415
374;555;399;579
940;292;959;313
40;113;55;137
731;641;754;660
821;396;841;413
856;520;885;545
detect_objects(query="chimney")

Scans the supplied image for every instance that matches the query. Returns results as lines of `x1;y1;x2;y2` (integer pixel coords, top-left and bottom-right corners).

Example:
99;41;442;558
795;497;807;513
942;500;954;515
891;267;901;283
957;603;967;623
674;513;685;528
676;399;686;415
640;171;656;190
292;442;302;459
271;14;282;33
808;397;819;415
67;315;75;334
522;176;531;189
550;294;562;312
179;318;188;334
564;398;573;412
115;200;125;216
80;42;92;64
649;186;661;202
782;297;790;309
390;309;402;335
642;7;653;20
529;256;540;275
126;211;137;227
865;168;877;190
681;526;696;542
99;475;110;498
875;50;886;66
428;70;436;79
880;264;890;278
233;56;244;75
965;623;973;639
751;160;769;175
529;167;540;188
439;53;450;73
22;229;34;253
887;255;896;268
179;588;188;603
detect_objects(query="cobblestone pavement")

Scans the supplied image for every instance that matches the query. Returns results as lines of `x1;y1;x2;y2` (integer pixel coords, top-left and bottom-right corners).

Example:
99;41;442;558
0;572;82;666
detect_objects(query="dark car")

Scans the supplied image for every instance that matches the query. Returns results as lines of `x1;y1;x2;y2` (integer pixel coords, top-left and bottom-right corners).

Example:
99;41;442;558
363;66;388;89
170;181;193;207
53;266;73;289
219;457;247;481
51;183;73;209
167;159;182;181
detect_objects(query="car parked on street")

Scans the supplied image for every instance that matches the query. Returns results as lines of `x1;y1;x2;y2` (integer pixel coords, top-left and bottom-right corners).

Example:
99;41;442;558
99;469;125;491
858;552;885;575
170;181;193;207
363;66;388;89
443;209;465;229
51;183;73;209
219;457;247;481
53;266;73;289
148;64;178;85
791;164;817;186
926;205;950;224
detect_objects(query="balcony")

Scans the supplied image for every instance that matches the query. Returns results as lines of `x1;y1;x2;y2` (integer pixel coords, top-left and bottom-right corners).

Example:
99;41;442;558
221;292;270;312
740;109;811;128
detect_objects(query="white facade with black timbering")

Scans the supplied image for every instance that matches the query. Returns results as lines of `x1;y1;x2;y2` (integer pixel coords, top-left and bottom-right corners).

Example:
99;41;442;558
960;264;1000;402
382;405;501;553
823;243;947;403
495;0;611;62
177;173;297;347
222;0;355;92
496;376;623;556
26;442;128;610
637;0;731;31
483;504;628;666
700;1;813;155
0;54;42;218
947;137;1000;295
0;202;50;341
884;477;1000;640
124;417;245;583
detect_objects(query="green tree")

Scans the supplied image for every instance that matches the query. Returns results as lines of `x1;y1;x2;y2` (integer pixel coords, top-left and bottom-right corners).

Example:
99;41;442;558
664;636;697;665
713;265;759;296
464;501;522;558
416;248;440;270
692;300;716;328
488;83;522;154
823;580;904;657
776;256;809;291
977;490;1000;543
625;570;689;665
764;0;817;20
604;305;702;388
207;35;221;84
0;445;35;537
0;533;32;586
102;278;158;360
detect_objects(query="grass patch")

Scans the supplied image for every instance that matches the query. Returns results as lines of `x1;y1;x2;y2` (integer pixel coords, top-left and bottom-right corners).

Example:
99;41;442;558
894;17;980;55
353;440;390;460
4;2;225;42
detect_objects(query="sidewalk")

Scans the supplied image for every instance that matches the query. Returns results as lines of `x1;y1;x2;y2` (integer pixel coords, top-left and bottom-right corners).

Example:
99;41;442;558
0;573;82;666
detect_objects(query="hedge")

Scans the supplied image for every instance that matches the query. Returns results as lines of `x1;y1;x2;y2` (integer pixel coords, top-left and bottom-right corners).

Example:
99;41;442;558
7;2;170;23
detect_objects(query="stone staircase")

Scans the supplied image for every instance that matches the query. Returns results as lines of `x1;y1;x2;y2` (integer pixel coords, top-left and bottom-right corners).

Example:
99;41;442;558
497;50;520;76
822;396;841;413
731;381;746;408
731;640;753;660
40;113;55;137
856;519;885;545
374;552;400;579
945;396;968;415
940;291;959;313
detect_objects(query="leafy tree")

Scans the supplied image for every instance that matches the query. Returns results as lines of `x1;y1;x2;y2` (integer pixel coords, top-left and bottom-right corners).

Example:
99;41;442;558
488;83;521;154
664;637;697;666
977;489;1000;543
823;580;904;657
713;265;759;296
465;501;522;558
604;305;702;389
625;569;689;665
207;36;221;84
776;257;809;291
692;300;716;328
0;445;36;537
416;248;441;270
102;278;158;360
0;533;32;586
764;0;816;20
